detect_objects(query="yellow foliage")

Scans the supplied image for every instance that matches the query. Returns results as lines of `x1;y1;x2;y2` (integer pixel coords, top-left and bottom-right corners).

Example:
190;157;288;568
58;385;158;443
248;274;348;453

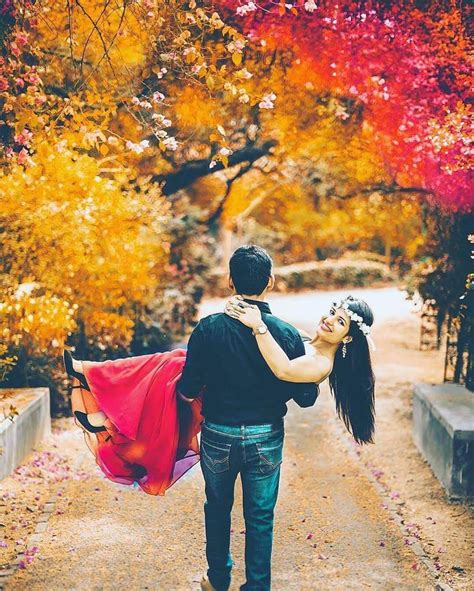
174;87;224;129
0;142;171;355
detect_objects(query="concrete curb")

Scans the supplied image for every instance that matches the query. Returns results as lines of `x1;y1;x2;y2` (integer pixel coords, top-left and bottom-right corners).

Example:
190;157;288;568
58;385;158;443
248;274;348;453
0;388;51;481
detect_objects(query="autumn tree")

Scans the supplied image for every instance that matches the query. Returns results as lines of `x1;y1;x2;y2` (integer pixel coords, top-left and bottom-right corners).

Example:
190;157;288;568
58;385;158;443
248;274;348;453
0;0;268;402
1;0;472;403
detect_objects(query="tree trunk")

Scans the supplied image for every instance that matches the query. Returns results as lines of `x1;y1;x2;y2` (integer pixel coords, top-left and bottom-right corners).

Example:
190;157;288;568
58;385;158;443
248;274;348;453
384;239;392;265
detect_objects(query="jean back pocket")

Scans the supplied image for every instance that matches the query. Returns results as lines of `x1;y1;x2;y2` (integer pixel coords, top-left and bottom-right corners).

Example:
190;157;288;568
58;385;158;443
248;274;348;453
255;436;283;474
201;438;231;474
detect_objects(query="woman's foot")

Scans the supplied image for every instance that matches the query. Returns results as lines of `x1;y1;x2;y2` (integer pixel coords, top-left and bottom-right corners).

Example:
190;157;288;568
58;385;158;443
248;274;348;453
87;411;107;427
71;357;83;374
74;411;107;433
63;350;90;391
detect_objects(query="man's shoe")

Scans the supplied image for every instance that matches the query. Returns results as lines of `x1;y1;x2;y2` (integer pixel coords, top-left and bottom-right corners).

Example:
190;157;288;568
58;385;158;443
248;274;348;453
200;576;217;591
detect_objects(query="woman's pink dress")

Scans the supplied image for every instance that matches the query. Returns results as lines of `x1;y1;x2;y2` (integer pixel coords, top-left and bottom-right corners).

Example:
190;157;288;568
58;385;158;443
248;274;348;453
71;349;203;496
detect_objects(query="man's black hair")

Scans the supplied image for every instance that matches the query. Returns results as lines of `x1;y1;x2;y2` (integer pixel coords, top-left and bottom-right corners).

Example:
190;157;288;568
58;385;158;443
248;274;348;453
229;245;273;296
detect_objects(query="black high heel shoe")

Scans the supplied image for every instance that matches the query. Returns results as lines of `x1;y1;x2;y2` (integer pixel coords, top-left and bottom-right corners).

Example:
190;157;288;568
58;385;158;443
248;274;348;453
65;383;107;433
64;351;107;433
63;350;90;391
74;410;108;433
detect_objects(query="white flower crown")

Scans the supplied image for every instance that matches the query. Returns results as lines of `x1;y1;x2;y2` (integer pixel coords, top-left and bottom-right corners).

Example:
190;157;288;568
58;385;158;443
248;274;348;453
333;299;376;352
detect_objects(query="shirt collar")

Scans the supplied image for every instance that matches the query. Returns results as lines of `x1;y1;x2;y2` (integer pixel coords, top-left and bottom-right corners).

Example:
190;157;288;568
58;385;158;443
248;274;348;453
242;298;271;315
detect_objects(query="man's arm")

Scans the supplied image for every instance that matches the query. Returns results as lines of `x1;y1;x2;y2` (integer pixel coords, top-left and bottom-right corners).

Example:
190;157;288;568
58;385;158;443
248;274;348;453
176;321;206;399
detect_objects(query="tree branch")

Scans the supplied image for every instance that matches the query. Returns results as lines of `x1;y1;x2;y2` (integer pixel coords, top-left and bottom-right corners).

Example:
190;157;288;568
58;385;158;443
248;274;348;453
329;183;432;200
152;139;277;196
205;161;256;226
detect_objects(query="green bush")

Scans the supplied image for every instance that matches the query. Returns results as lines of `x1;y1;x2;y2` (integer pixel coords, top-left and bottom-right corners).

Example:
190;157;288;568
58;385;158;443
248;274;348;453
206;258;394;298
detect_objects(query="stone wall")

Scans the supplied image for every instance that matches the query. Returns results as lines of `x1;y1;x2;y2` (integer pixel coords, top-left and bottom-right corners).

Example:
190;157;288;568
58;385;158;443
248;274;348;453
0;388;51;480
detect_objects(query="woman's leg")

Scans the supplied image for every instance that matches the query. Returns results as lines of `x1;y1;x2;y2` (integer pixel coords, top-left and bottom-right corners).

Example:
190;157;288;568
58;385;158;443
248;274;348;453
69;356;107;427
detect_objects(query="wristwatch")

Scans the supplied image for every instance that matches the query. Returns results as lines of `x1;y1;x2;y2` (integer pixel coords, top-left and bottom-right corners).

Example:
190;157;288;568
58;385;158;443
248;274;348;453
252;323;268;336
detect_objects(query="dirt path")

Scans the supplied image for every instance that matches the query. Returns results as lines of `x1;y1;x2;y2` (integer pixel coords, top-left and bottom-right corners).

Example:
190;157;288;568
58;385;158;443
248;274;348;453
2;398;436;591
1;287;473;590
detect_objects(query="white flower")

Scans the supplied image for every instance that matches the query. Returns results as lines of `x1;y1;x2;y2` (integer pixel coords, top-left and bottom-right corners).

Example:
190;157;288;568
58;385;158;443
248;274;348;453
219;147;231;156
239;68;253;79
259;92;277;109
192;63;206;75
247;124;258;140
236;2;257;16
335;105;349;120
152;91;165;102
126;140;144;154
304;0;317;12
163;136;178;150
209;160;217;169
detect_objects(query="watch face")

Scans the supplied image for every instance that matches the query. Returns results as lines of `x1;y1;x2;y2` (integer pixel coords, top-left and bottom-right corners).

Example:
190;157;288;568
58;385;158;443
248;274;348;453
258;325;267;334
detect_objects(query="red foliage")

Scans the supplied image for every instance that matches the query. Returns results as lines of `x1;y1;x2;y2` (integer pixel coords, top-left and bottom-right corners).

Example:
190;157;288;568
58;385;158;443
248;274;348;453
217;0;473;210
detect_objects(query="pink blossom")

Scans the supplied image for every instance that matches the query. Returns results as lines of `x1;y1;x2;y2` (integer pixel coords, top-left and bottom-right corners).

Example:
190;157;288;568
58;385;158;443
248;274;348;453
17;149;29;165
14;127;33;146
27;73;41;85
10;43;21;57
14;31;29;47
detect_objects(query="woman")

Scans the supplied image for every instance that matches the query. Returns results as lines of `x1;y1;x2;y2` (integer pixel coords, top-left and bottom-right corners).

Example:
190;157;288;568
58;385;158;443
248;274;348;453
224;294;376;446
63;294;375;495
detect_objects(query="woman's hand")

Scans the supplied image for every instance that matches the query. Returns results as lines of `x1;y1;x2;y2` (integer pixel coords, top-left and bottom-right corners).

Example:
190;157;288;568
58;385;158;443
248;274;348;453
224;296;262;330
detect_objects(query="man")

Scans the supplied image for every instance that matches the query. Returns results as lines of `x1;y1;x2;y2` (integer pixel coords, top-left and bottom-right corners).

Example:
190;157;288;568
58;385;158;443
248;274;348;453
177;245;318;591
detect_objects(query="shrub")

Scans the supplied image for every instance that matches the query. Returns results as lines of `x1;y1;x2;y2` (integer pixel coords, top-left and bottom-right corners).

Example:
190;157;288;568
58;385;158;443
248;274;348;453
206;257;394;298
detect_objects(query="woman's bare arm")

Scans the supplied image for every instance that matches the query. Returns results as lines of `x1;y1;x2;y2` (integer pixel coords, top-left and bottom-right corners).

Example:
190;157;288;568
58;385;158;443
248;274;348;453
253;330;331;383
225;297;330;383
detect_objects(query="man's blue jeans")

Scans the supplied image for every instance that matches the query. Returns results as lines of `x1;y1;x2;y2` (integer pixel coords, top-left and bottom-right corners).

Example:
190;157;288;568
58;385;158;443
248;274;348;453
200;419;284;591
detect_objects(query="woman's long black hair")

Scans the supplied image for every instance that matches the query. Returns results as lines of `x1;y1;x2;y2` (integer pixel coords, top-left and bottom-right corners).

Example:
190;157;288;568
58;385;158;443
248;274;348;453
328;296;376;445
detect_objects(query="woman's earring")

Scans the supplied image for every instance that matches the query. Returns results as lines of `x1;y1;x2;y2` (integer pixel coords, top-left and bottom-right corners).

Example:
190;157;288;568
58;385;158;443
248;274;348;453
342;342;347;358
